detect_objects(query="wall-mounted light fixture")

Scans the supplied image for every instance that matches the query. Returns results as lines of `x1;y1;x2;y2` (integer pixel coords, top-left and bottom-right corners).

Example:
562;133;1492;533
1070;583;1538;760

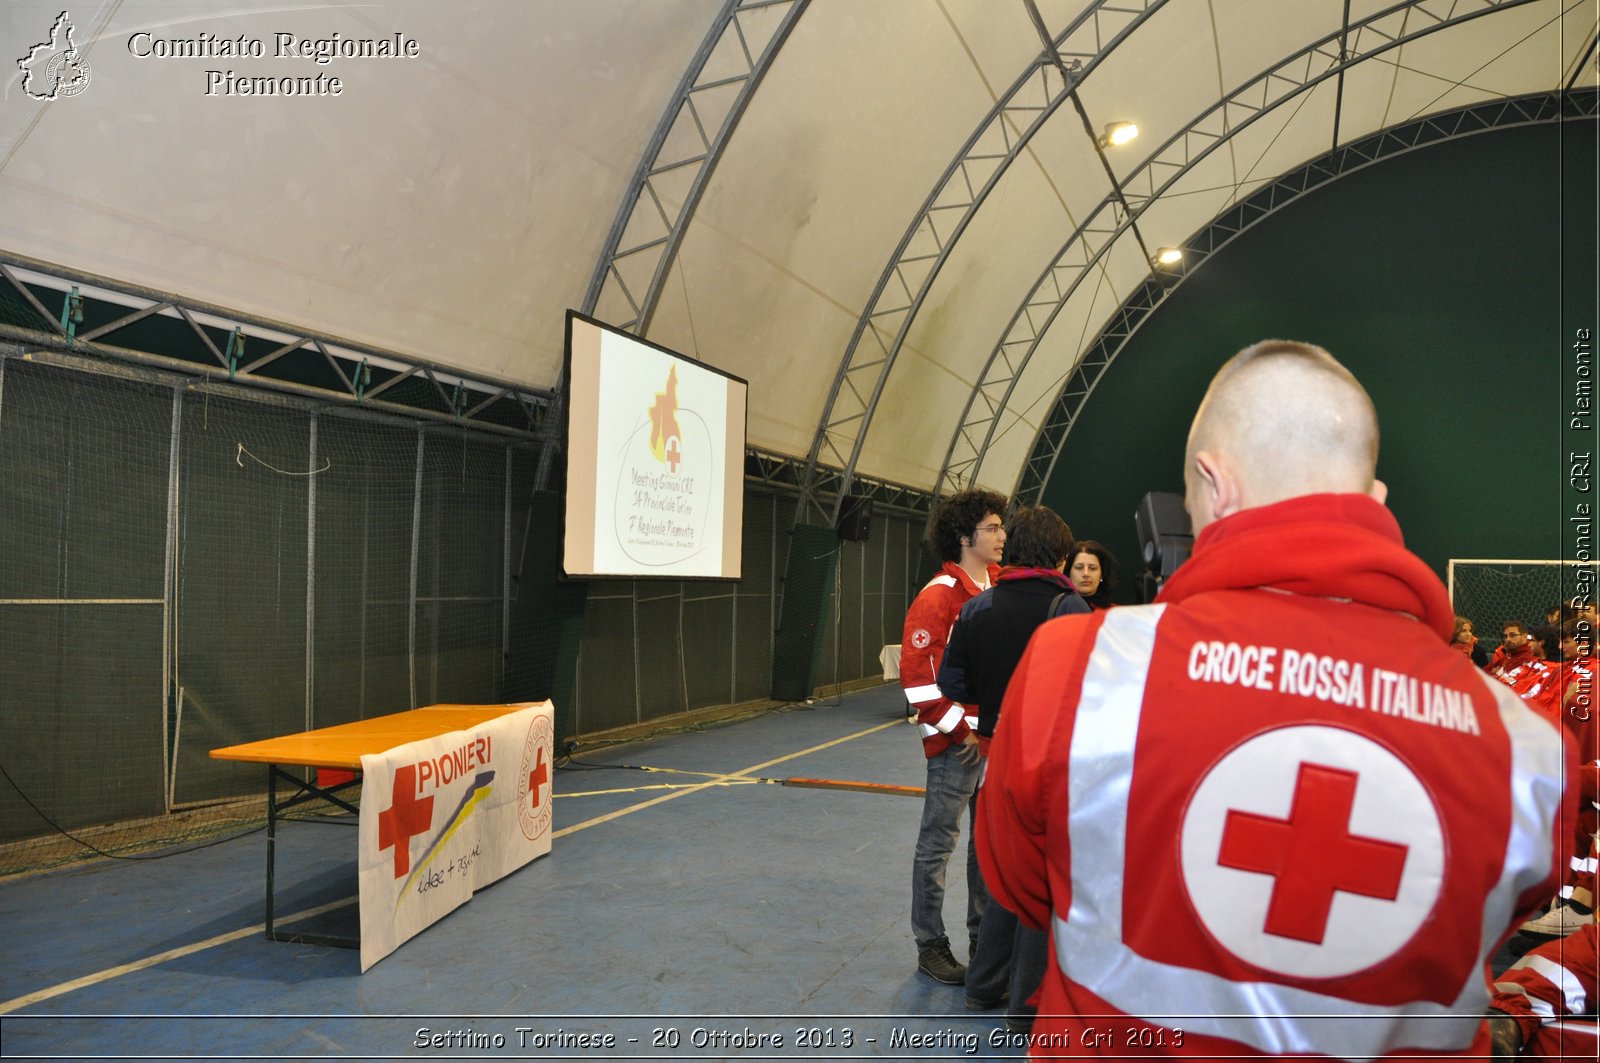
1100;121;1138;148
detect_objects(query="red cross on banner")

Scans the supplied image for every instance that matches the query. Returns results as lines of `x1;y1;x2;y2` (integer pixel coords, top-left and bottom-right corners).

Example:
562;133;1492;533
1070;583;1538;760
528;748;548;807
376;763;435;878
665;435;682;473
1217;762;1408;944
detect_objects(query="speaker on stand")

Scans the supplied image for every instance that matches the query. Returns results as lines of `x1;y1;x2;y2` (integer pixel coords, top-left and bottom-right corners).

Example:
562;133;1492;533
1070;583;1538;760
1134;491;1194;602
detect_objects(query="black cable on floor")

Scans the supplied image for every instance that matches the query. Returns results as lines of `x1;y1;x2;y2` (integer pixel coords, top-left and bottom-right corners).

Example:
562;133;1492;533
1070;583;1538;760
1;758;264;864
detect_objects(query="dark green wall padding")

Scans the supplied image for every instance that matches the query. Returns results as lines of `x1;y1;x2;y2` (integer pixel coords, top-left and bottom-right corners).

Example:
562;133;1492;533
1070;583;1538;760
771;524;843;703
506;491;589;749
1042;120;1597;597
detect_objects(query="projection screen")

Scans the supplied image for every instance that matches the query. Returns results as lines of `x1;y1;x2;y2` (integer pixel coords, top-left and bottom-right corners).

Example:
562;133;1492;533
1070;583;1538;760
563;311;747;580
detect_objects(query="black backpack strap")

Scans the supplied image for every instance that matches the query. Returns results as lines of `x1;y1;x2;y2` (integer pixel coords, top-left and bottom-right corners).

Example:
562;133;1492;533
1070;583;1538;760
1049;588;1090;618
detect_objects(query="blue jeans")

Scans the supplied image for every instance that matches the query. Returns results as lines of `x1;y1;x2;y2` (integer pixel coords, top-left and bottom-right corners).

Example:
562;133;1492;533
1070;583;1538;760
911;744;987;953
965;899;1046;1028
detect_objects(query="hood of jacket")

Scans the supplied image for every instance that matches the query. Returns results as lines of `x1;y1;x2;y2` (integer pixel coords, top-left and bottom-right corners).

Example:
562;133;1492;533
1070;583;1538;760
1155;492;1454;638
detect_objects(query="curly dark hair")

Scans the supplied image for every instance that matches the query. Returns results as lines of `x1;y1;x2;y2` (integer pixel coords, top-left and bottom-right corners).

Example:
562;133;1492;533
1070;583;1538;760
1002;506;1073;569
1068;539;1118;609
928;488;1009;563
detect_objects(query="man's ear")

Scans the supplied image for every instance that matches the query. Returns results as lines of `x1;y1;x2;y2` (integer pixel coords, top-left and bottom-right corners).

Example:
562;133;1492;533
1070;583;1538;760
1193;450;1242;523
1368;478;1389;505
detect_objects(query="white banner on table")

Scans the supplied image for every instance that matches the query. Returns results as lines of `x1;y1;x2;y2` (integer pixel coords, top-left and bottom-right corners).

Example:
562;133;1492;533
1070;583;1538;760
357;702;554;971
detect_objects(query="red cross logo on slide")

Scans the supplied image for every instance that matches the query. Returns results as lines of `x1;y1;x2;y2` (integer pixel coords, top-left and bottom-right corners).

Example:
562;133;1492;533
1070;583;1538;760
377;764;435;878
1218;763;1408;944
664;435;682;473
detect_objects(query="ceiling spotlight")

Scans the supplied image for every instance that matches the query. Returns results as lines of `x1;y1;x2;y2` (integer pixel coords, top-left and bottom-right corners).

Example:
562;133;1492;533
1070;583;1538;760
1153;247;1184;267
1100;121;1138;148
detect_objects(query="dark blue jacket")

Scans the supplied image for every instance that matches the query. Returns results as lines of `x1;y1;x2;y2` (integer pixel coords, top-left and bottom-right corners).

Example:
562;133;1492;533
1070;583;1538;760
937;571;1089;739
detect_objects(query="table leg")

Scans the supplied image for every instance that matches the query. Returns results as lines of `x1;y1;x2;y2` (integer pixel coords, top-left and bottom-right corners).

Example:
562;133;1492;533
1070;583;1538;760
264;765;278;940
260;764;360;948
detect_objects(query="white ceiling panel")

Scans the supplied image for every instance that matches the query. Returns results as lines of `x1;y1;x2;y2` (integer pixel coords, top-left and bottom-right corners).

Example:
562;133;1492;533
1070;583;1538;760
1212;0;1344;88
937;0;1057;95
646;219;856;461
981;231;1155;494
1378;1;1576;126
1220;80;1342;212
0;0;1588;501
0;0;723;388
643;0;1010;467
1007;91;1129;224
1077;0;1228;186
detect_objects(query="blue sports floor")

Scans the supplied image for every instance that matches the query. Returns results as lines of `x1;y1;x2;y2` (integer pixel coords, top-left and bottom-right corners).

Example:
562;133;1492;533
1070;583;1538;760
1;684;1038;1061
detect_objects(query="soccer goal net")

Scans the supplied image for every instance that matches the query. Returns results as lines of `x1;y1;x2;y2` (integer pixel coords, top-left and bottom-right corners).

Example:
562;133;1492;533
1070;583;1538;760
1448;559;1599;650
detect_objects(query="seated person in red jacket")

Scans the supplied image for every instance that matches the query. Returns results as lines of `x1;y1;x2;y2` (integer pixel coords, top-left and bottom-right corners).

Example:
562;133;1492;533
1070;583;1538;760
1521;619;1596;737
1503;624;1565;707
1487;923;1597;1060
1519;619;1599;938
1490;621;1538;677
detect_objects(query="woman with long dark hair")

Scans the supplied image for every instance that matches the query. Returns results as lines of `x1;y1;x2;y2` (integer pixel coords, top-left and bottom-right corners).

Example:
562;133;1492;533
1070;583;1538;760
1066;540;1117;610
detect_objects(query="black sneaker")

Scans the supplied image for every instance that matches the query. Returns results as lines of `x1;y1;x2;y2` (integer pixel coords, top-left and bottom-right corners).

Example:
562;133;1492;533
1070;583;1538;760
917;944;966;985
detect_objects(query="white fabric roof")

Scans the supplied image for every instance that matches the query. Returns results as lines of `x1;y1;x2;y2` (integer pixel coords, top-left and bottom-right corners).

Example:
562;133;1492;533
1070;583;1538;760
2;0;1594;494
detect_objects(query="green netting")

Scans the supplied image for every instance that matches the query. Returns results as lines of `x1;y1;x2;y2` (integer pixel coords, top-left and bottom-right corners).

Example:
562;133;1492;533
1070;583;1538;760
0;355;537;875
1450;560;1600;653
0;352;922;875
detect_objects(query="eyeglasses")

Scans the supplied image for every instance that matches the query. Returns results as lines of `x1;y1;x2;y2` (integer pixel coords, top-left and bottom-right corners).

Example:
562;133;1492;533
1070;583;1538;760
975;523;1004;534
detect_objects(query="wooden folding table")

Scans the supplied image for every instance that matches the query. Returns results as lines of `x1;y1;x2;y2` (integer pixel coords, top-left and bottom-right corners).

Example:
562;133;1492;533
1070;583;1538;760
211;704;530;947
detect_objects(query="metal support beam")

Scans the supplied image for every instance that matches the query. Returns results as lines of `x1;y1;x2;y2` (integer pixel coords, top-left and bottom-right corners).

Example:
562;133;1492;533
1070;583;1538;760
938;0;1539;501
1011;88;1595;506
793;0;1168;526
535;0;810;493
743;445;935;517
0;250;550;439
582;0;810;335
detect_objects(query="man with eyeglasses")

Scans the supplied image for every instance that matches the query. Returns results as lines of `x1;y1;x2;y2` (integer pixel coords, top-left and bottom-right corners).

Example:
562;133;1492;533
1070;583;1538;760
1490;622;1537;678
902;487;1007;986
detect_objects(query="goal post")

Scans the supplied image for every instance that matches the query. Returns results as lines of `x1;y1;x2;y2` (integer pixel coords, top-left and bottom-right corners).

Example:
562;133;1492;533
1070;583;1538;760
1447;559;1600;652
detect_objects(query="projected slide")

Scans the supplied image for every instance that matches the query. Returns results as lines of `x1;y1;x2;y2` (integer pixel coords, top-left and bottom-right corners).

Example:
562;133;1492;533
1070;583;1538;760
564;312;746;580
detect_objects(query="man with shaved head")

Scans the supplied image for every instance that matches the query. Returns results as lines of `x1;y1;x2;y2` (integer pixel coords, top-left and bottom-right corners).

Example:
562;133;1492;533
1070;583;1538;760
1183;340;1382;521
978;341;1573;1058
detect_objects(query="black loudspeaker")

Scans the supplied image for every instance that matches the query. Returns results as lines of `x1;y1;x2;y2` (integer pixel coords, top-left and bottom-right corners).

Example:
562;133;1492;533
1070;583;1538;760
837;495;873;542
772;524;840;702
1134;491;1194;581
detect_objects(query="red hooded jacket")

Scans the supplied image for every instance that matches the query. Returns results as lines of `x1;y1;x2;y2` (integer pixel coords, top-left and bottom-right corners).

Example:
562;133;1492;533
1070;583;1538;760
901;560;999;758
979;494;1573;1058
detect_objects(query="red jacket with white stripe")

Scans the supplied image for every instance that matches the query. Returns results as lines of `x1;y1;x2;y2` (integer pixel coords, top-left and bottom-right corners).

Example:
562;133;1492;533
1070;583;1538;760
901;560;997;758
979;493;1573;1058
1490;924;1598;1060
1490;643;1538;677
1502;658;1557;701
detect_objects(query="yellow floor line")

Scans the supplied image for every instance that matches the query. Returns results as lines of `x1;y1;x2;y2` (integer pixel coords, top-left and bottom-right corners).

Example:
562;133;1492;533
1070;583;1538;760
552;718;902;840
556;778;766;798
0;896;357;1015
628;764;769;780
0;716;905;1013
